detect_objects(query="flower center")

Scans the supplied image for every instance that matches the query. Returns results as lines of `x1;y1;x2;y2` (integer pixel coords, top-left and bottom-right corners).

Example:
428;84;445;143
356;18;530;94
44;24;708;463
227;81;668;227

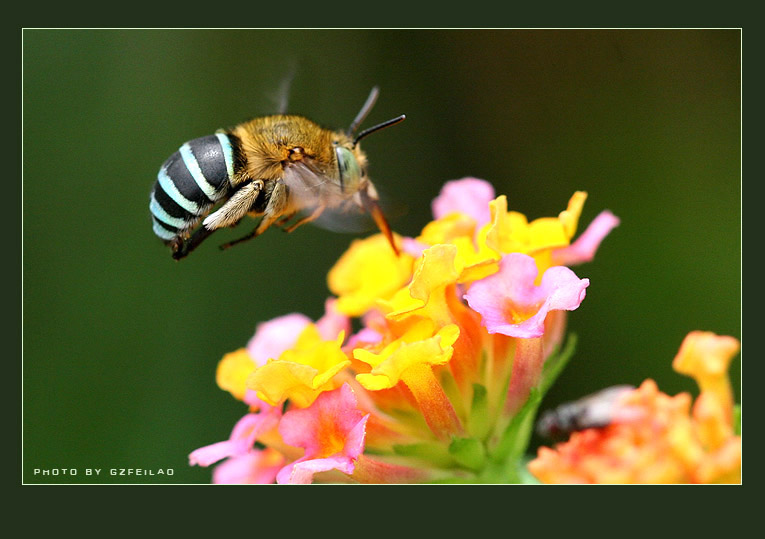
503;298;540;324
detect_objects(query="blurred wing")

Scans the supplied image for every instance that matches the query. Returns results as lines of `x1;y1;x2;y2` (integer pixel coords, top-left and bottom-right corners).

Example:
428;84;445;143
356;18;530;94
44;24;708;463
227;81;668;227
282;161;404;245
313;190;405;242
282;160;344;209
282;161;371;233
313;199;377;234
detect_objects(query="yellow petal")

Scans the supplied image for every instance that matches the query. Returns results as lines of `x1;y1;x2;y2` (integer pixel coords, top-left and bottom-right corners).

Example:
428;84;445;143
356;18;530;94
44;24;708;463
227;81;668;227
417;212;477;246
246;325;351;407
485;196;529;254
526;217;569;251
328;234;414;317
216;348;256;401
247;358;348;408
559;191;587;239
672;331;740;386
672;331;739;425
483;192;588;261
354;321;459;391
386;245;460;327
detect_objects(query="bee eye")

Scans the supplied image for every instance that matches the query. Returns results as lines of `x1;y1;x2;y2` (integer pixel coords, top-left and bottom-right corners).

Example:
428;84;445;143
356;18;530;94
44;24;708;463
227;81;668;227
335;147;361;193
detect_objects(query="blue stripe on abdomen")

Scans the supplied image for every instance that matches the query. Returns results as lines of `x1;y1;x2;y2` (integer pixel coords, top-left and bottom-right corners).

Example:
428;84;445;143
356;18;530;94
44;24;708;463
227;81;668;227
180;143;219;201
162;151;211;210
189;135;231;193
152;218;178;241
215;133;235;180
151;133;237;243
152;179;189;220
157;165;203;215
150;193;186;229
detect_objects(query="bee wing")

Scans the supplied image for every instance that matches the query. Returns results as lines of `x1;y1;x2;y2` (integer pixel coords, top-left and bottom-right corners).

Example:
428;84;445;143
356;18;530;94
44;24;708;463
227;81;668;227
282;160;345;209
312;198;378;234
282;161;375;233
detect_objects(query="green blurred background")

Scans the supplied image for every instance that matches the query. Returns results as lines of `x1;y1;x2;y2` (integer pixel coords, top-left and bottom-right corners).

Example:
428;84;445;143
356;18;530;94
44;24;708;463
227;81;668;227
22;29;740;483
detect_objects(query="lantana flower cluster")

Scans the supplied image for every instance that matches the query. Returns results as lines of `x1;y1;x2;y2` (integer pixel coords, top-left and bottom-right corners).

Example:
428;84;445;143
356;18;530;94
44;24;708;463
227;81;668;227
529;331;741;484
190;177;622;483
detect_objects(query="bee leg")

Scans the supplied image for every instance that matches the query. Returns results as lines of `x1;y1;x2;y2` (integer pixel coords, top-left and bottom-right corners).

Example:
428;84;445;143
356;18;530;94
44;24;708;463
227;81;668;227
359;186;400;256
219;180;289;250
283;204;326;233
203;180;263;231
219;228;259;250
173;226;216;260
275;212;297;227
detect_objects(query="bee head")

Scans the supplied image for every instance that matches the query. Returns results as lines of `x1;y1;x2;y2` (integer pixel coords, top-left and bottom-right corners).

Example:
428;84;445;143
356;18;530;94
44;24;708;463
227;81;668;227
335;145;364;193
334;87;406;256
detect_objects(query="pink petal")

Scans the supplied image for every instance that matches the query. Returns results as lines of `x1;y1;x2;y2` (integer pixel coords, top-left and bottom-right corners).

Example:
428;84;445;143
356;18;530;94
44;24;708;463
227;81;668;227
276;455;356;485
539;266;591;311
243;389;267;408
464;253;539;331
275;404;369;484
552;210;620;266
345;310;386;350
212;450;284;484
346;327;384;351
189;411;280;467
401;237;428;258
431;178;495;225
316;298;351;341
464;253;589;338
279;384;367;457
344;413;370;461
189;440;243;468
247;313;311;365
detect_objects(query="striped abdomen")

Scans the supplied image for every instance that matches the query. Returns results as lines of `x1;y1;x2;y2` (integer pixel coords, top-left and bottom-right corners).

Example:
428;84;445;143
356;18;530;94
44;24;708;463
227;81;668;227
150;133;238;243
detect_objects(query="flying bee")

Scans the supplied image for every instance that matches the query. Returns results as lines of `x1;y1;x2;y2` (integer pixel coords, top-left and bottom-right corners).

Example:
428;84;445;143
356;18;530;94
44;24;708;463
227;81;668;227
149;87;405;260
535;385;635;441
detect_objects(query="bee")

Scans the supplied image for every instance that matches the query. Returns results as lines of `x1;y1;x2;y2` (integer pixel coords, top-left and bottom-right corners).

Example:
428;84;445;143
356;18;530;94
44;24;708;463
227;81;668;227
149;87;404;260
535;385;635;441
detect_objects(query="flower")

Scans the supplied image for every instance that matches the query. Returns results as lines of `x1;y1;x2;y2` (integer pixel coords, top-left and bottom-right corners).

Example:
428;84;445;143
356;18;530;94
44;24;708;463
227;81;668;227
214;300;350;404
484;192;587;262
355;320;462;441
552;210;620;266
528;331;741;484
247;298;350;365
328;234;415;316
212;449;286;485
276;384;369;484
431;177;496;225
191;178;620;483
189;407;281;467
216;348;260;402
464;253;589;338
673;331;739;421
247;324;350;408
247;313;312;367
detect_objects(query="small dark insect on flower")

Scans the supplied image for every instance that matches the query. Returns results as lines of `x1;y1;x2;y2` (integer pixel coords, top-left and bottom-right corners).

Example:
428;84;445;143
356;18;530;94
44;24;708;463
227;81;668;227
535;385;635;441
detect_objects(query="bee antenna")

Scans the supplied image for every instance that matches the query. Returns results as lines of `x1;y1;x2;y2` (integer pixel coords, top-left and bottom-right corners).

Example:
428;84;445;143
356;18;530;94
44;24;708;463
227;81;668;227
348;86;380;136
353;115;406;147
